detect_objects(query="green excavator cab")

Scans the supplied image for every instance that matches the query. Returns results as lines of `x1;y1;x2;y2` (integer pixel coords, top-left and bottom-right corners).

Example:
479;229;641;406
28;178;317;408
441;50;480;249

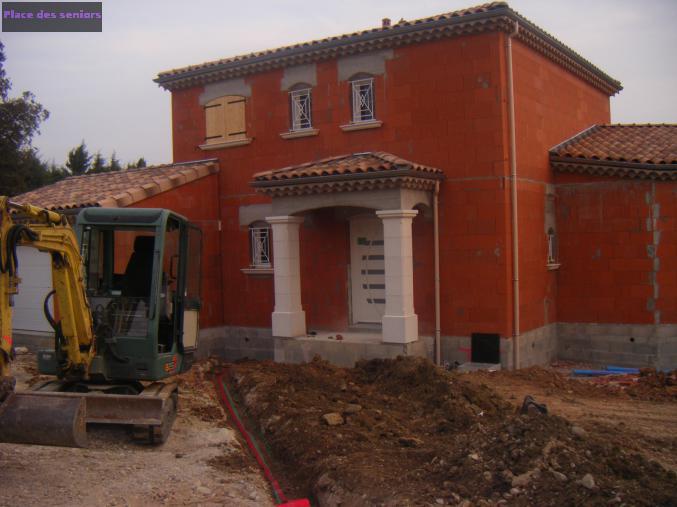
69;207;202;381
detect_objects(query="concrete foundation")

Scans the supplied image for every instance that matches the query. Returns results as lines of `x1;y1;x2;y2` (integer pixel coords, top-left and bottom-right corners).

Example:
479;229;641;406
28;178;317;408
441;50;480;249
558;322;677;370
200;320;677;370
274;335;427;368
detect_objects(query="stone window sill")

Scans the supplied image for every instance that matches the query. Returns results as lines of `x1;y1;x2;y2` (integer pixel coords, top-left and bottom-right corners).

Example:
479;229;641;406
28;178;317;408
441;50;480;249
280;128;319;139
340;120;383;132
241;267;274;277
547;262;561;271
199;138;252;150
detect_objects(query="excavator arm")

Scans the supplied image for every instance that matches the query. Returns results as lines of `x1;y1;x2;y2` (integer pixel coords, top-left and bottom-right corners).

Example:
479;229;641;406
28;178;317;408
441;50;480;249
0;197;94;446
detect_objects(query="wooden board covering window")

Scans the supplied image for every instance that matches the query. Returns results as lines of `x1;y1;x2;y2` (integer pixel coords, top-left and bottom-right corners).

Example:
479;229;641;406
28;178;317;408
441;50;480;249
204;95;246;144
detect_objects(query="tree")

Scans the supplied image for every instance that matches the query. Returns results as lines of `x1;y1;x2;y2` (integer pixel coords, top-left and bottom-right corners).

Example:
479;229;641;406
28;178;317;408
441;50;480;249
90;151;105;173
65;140;91;175
125;157;147;170
0;41;50;196
107;152;121;172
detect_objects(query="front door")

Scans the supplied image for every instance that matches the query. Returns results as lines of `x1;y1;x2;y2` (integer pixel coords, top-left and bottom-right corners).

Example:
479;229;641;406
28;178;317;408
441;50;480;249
350;215;385;324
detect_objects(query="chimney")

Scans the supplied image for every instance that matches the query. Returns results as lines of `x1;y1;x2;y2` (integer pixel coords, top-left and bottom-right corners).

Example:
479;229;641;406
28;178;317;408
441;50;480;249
382;18;391;28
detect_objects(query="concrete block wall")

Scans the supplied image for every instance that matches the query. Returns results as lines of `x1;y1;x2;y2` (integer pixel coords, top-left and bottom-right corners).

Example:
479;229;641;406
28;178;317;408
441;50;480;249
198;326;274;362
558;322;677;369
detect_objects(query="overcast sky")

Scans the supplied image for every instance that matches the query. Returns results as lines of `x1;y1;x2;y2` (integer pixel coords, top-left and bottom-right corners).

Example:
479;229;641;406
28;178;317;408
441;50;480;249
2;0;676;166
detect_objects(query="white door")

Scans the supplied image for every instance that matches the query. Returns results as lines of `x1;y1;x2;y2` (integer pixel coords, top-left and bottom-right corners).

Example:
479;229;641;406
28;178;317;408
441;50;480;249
350;215;386;324
12;247;53;334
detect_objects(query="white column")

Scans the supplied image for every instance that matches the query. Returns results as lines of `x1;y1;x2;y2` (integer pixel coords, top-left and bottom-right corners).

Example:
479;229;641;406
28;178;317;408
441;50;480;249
376;209;419;343
266;216;306;337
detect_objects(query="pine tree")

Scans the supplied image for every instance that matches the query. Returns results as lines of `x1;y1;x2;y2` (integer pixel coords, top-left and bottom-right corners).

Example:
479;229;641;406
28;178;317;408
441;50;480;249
65;140;91;175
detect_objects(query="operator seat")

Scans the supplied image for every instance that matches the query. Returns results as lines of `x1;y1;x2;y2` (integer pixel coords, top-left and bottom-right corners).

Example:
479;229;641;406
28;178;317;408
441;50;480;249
122;236;155;298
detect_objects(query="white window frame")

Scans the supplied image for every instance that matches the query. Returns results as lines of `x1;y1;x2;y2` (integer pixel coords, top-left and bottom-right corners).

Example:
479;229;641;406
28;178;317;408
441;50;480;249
351;78;375;123
249;223;271;268
290;88;312;131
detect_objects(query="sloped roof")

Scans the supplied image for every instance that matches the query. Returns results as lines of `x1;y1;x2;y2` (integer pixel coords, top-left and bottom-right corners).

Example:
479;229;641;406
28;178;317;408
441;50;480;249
251;152;443;197
550;124;677;180
13;160;219;211
155;2;621;96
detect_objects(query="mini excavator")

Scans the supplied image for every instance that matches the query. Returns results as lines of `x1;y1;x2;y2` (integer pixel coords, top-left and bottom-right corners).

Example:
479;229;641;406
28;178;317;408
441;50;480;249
0;197;202;447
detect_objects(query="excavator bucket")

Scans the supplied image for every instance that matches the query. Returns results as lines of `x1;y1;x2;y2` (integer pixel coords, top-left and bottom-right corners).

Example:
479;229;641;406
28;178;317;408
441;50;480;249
0;392;87;447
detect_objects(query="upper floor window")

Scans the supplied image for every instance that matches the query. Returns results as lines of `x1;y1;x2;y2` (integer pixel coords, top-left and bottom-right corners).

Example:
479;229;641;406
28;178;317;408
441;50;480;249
249;221;271;268
351;76;375;123
290;87;312;131
202;95;247;148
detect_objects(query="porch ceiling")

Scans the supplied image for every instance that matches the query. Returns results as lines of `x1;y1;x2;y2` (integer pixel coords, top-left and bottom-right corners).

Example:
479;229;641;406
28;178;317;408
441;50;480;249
251;152;443;197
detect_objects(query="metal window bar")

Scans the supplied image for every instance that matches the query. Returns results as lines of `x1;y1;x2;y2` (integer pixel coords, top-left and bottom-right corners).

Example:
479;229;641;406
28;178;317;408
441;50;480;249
290;89;312;130
250;226;271;267
351;78;375;123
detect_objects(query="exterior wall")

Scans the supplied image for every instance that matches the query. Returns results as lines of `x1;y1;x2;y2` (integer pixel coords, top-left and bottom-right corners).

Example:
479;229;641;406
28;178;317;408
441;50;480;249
168;30;628;366
556;174;677;325
172;33;513;340
511;37;611;338
132;174;223;328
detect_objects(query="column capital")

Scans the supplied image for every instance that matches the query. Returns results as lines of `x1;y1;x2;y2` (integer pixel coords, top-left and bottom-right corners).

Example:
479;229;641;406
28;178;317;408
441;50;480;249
376;209;419;220
265;215;305;225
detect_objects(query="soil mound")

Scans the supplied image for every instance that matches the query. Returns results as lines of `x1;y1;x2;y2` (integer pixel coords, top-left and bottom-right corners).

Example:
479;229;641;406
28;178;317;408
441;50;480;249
228;356;677;506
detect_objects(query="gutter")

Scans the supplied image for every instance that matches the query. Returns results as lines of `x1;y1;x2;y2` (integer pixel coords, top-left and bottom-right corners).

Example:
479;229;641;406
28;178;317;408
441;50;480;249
507;21;521;370
433;181;441;366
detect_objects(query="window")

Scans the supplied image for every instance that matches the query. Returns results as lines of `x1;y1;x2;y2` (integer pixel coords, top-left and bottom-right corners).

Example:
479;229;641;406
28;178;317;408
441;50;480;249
351;77;375;123
202;95;248;148
547;228;559;266
290;88;312;130
249;221;271;268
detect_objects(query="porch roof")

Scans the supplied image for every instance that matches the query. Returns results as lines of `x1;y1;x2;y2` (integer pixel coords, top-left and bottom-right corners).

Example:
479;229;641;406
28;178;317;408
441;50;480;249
251;152;443;197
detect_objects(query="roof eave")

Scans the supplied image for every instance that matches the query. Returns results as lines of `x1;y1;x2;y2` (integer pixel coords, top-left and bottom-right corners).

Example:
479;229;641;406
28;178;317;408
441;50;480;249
154;5;621;96
251;167;444;188
551;157;677;181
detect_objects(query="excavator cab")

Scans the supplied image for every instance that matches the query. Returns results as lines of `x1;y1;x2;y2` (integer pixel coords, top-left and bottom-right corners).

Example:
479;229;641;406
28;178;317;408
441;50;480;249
68;207;201;381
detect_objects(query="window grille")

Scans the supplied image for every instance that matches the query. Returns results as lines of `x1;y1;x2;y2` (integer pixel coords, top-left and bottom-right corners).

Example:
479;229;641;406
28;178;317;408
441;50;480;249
351;78;375;123
547;228;558;264
250;225;271;267
290;88;312;130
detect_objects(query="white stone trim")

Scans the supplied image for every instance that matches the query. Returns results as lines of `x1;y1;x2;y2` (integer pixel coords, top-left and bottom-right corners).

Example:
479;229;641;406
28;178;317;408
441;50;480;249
376;209;419;343
266;215;306;337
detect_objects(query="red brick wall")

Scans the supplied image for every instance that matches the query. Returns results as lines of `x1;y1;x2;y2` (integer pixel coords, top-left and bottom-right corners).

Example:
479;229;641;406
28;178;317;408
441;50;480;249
169;32;614;338
556;173;677;325
511;38;611;334
132;174;223;328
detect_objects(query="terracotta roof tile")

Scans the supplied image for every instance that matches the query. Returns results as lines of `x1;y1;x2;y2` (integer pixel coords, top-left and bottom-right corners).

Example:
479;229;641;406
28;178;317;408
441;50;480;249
155;2;621;96
251;152;443;197
550;124;677;180
253;152;442;182
13;160;219;211
551;124;677;164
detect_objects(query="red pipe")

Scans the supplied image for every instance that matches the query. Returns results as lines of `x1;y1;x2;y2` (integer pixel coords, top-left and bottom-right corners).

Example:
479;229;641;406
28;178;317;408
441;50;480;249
214;372;310;507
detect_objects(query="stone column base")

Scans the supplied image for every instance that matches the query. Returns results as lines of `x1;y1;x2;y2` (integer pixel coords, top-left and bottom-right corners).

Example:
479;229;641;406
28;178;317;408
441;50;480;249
382;314;418;343
272;310;306;338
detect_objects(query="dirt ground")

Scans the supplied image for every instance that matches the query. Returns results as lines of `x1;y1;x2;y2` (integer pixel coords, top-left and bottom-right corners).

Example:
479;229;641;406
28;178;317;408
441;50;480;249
228;356;677;506
0;353;274;507
2;352;676;507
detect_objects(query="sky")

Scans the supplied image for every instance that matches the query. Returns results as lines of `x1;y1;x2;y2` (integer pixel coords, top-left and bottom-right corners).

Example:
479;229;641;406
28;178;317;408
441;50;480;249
2;0;676;167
